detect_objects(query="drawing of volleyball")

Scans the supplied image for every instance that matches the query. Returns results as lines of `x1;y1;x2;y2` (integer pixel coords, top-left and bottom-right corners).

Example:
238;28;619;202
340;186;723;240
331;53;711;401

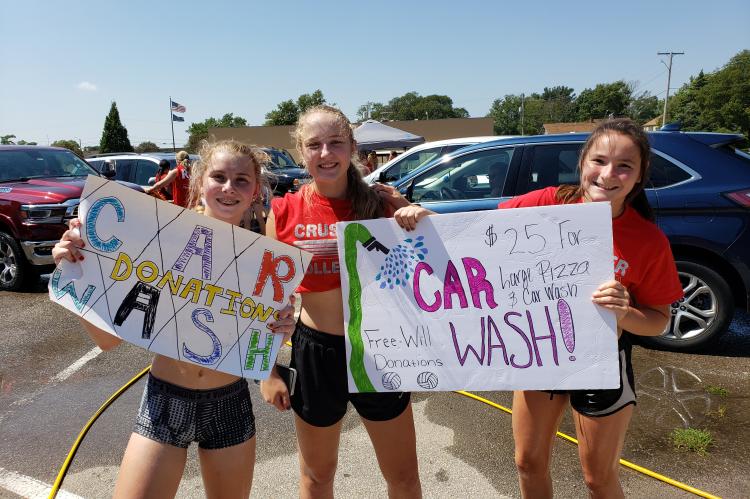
417;371;439;389
382;372;402;390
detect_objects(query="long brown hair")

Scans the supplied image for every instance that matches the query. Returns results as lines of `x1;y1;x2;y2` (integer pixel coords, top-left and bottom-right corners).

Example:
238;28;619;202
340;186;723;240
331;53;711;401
292;105;384;220
556;118;653;220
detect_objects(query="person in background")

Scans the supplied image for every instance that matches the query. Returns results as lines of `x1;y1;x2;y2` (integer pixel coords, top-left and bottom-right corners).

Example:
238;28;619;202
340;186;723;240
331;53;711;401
367;151;378;174
388;150;399;162
150;159;173;200
146;150;192;207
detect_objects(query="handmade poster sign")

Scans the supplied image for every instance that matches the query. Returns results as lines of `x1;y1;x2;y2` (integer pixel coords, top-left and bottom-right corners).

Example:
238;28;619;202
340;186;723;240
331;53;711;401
49;176;311;380
338;203;619;392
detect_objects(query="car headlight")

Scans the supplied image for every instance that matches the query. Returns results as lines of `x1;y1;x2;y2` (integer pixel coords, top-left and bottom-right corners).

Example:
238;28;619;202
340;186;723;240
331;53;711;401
20;199;79;224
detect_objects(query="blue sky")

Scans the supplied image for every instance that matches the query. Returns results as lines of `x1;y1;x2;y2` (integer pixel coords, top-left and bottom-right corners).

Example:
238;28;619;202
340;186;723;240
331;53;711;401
1;0;747;148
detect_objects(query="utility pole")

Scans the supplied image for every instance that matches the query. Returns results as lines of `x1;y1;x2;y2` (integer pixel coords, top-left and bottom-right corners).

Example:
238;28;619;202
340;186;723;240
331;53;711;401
658;51;684;126
520;93;525;135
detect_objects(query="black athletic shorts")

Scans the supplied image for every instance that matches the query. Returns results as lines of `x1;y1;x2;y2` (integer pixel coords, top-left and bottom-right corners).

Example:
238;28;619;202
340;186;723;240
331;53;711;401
290;322;411;427
134;373;255;449
547;336;636;417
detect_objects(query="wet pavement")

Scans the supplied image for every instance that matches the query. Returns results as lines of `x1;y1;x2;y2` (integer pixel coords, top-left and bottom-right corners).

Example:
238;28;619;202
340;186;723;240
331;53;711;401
1;277;749;498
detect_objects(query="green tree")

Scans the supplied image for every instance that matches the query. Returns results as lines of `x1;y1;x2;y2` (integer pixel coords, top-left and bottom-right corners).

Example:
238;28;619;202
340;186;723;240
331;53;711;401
1;134;37;145
135;141;160;153
356;101;387;121
540;86;577;123
487;95;522;135
99;101;134;153
670;50;750;137
297;90;327;114
627;91;661;124
264;90;327;126
51;139;83;157
264;100;299;126
186;113;248;152
359;92;469;122
575;81;632;121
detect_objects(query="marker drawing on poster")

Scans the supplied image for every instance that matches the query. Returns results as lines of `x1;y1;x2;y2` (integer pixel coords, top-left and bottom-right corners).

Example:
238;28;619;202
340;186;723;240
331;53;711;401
338;203;619;392
49;176;312;379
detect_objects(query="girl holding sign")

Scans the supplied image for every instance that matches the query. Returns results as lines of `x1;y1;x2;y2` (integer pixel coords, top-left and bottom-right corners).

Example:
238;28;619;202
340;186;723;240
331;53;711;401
53;140;297;499
501;119;683;499
398;118;682;498
261;105;423;498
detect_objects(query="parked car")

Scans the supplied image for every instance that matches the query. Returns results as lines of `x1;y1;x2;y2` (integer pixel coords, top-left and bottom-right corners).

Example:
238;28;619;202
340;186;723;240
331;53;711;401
0;146;144;291
392;130;750;351
364;136;507;185
261;147;310;195
86;152;199;188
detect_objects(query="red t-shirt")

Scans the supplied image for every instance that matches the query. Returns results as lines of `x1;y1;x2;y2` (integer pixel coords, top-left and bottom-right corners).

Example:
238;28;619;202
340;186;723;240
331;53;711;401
499;187;683;306
272;188;354;293
171;164;190;207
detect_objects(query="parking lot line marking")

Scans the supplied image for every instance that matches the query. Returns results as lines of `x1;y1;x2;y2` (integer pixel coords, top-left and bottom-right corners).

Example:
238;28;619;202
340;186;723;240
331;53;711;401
51;346;103;383
0;466;83;499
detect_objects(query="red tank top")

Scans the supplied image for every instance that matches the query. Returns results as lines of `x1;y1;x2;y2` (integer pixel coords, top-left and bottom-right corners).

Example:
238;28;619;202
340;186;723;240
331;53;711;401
272;188;354;293
172;164;190;207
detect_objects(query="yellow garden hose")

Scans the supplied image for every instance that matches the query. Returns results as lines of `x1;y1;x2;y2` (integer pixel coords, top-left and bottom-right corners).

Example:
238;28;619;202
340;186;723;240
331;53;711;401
48;366;151;499
50;358;721;499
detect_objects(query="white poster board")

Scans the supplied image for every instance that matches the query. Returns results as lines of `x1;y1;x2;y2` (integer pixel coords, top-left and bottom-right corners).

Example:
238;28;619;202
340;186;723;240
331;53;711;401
338;203;619;392
49;176;311;380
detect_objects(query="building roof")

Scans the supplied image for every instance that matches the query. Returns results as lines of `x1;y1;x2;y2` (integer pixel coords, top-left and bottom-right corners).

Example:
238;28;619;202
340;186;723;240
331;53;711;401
643;115;663;127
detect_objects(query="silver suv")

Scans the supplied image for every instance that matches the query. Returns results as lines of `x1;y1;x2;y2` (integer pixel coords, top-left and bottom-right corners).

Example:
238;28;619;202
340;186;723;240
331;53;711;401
86;152;198;188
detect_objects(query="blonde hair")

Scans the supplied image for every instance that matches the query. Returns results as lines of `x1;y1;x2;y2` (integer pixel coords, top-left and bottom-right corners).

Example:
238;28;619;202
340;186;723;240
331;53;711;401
292;105;384;220
176;150;190;163
188;140;271;212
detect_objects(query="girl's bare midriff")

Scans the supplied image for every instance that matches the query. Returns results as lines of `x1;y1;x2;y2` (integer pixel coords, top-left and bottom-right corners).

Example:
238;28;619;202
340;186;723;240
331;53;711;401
149;354;242;389
299;287;345;336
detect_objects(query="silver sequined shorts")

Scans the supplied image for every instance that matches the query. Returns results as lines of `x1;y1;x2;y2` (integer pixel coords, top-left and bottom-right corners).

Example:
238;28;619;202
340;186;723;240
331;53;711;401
134;373;255;449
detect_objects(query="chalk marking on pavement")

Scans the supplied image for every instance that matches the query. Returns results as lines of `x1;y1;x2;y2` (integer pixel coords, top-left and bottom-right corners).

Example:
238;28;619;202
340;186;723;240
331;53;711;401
50;346;103;383
0;466;83;499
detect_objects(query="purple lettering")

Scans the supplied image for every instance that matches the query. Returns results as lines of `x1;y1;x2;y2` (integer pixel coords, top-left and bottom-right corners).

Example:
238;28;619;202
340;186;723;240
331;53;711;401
413;262;440;312
461;257;497;309
450;321;486;366
443;260;468;310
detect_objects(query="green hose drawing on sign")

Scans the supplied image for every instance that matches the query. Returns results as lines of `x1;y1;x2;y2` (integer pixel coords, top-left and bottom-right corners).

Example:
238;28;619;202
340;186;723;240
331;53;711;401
344;223;428;392
344;223;377;392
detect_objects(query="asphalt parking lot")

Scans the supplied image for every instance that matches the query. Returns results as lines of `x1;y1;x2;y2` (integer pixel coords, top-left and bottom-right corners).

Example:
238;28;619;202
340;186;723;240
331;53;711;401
1;277;749;498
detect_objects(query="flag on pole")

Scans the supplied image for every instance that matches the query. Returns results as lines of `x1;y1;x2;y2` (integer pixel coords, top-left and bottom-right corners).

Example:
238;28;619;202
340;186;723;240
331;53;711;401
172;114;185;122
170;100;186;113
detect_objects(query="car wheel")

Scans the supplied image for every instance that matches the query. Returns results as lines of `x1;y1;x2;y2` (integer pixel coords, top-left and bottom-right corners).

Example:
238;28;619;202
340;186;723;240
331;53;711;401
0;232;31;291
640;260;733;351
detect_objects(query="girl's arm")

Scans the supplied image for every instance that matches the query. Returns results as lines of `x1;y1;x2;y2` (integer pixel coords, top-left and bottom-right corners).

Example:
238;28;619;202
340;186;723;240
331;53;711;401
79;318;123;351
52;220;124;350
393;205;436;231
145;168;178;194
258;209;291;410
260;365;291;411
592;280;670;336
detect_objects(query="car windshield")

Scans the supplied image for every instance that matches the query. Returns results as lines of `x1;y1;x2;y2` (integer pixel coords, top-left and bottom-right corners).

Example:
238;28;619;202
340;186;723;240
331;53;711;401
265;149;299;169
0;149;98;182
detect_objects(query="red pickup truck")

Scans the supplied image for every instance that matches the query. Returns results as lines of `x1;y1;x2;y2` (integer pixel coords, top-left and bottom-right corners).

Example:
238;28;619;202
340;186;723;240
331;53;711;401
0;146;142;291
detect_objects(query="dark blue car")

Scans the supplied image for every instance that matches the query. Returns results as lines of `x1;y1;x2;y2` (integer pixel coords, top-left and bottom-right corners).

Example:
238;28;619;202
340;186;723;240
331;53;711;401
392;130;750;351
